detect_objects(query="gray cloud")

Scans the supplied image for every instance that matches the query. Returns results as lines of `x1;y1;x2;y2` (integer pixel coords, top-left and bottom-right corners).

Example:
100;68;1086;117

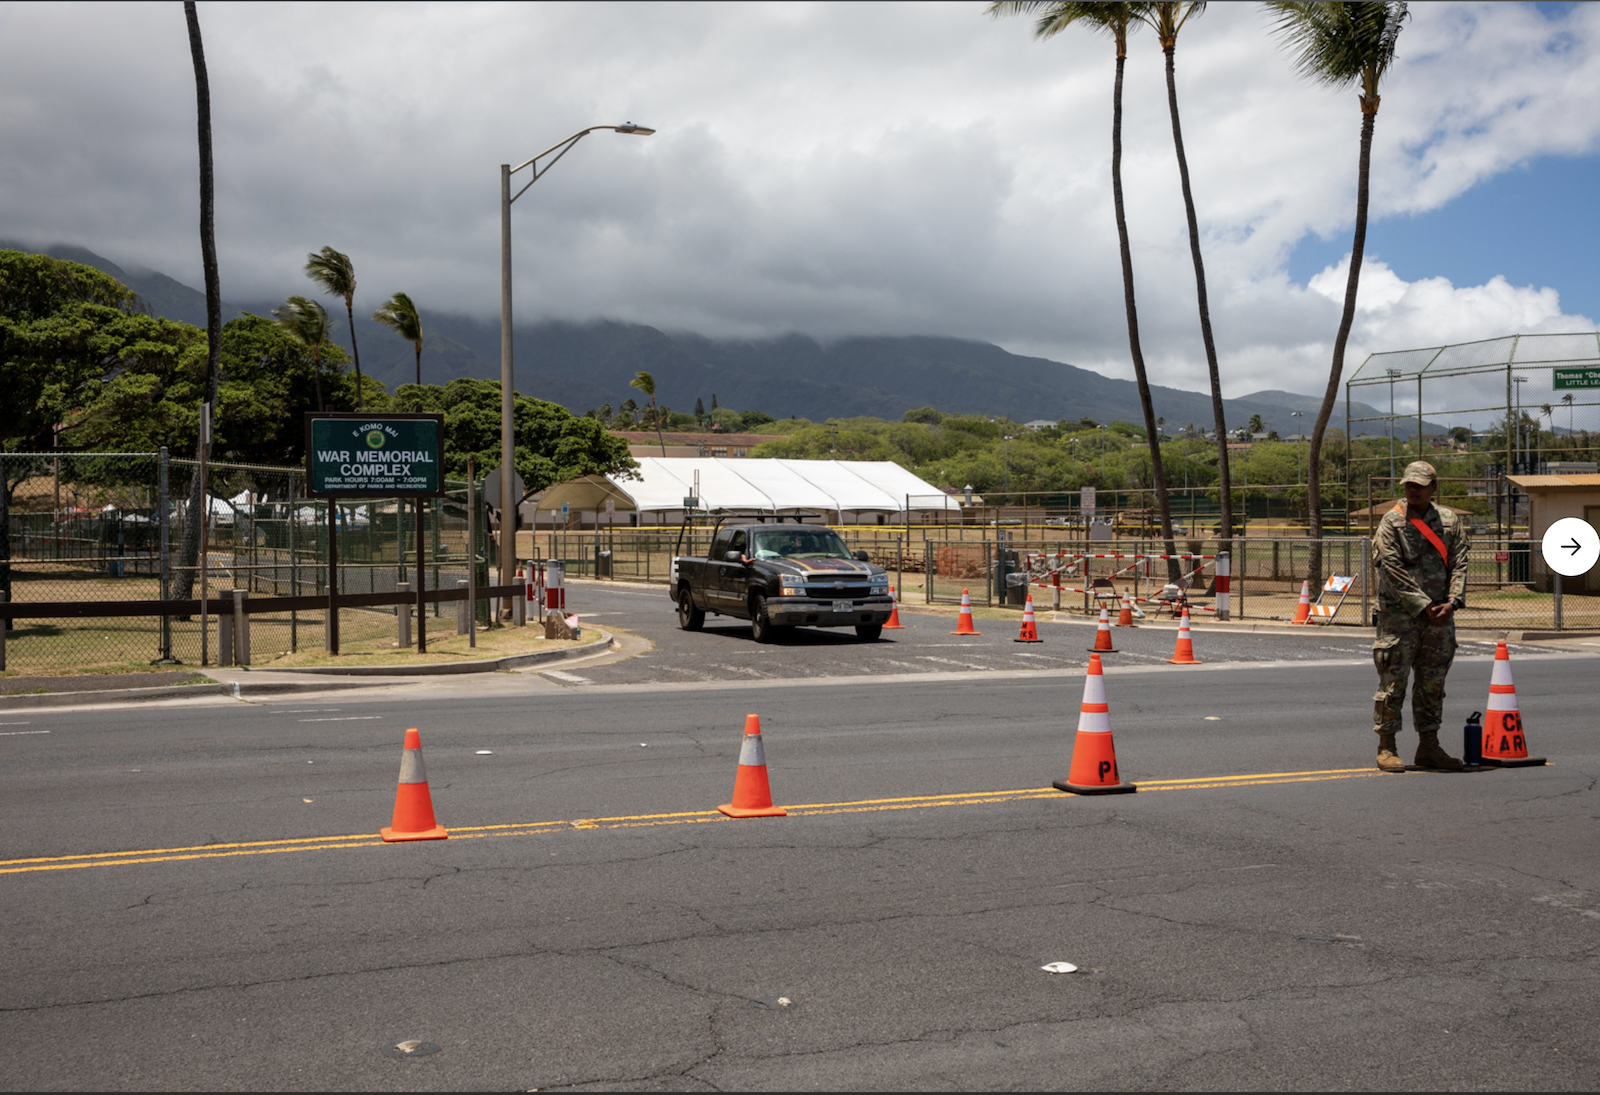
1;0;1596;398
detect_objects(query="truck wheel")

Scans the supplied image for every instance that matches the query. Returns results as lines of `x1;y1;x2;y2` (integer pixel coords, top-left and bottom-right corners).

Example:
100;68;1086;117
750;594;777;644
855;623;883;641
678;587;705;631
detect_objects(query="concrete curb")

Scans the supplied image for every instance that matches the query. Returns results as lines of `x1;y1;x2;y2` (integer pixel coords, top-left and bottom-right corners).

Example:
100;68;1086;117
220;629;614;677
0;676;409;711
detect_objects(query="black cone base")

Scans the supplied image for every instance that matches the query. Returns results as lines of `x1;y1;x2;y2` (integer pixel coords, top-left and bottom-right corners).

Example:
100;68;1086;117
1086;646;1118;653
1053;779;1137;795
1480;755;1546;767
1014;638;1043;643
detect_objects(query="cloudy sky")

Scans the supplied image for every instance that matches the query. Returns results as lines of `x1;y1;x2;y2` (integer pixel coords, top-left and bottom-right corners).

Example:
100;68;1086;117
2;0;1597;403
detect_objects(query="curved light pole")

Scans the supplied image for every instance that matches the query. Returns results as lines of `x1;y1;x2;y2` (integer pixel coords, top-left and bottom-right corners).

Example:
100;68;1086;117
498;122;654;600
1291;410;1304;483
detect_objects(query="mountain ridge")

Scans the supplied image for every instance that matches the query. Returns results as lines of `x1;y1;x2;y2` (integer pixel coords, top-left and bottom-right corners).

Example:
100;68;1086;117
4;239;1436;436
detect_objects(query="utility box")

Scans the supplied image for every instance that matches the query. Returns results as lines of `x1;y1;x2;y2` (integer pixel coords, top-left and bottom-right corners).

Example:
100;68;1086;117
596;549;613;579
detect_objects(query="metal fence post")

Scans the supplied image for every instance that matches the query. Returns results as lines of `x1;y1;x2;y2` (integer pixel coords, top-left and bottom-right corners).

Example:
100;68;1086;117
232;589;249;666
457;579;469;635
397;581;412;648
1554;570;1563;631
158;446;171;661
0;592;6;672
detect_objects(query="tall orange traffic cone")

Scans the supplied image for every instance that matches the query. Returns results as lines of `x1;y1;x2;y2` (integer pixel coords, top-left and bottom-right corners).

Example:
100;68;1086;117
1088;605;1118;652
1165;607;1202;664
1054;653;1136;795
718;714;787;818
951;589;981;635
1480;641;1545;767
1290;580;1311;625
1116;591;1135;627
884;585;907;629
381;728;448;842
1015;594;1042;642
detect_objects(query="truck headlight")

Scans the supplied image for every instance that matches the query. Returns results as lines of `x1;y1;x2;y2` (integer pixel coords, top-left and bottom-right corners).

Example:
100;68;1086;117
780;578;807;595
870;579;888;594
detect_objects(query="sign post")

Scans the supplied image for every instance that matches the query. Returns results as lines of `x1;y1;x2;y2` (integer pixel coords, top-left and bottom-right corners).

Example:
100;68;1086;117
305;414;444;656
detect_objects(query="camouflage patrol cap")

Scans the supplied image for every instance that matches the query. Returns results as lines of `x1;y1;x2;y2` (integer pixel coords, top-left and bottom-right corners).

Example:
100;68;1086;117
1400;460;1437;487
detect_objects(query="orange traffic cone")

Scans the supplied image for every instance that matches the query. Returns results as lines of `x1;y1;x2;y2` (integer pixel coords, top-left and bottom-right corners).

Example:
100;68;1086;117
381;728;448;842
1481;641;1545;767
1116;591;1135;627
719;714;787;818
1015;594;1042;642
884;585;907;629
1165;607;1202;664
1087;605;1117;652
1290;580;1311;625
1054;653;1136;795
951;589;981;635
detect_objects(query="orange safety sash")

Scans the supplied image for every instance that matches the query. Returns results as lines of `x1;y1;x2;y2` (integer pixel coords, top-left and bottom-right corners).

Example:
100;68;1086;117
1409;517;1449;562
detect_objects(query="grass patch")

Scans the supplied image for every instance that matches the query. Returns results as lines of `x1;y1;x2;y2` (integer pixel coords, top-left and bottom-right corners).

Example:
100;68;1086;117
256;620;603;669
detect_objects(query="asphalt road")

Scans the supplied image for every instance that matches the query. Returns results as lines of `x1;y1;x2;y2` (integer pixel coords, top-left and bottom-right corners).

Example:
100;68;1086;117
1;597;1596;1090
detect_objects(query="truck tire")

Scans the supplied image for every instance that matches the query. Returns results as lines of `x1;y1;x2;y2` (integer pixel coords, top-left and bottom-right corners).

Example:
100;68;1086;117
677;586;705;631
750;593;777;644
855;623;883;641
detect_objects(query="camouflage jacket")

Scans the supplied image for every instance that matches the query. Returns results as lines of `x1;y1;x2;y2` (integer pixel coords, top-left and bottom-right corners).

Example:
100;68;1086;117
1373;502;1470;617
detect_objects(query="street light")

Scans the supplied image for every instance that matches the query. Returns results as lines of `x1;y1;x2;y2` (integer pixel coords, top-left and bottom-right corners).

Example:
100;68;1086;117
1003;435;1014;495
498;122;654;598
1291;410;1303;483
1097;424;1107;480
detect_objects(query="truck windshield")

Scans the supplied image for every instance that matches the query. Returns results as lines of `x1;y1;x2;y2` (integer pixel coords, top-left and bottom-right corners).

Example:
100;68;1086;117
750;528;853;560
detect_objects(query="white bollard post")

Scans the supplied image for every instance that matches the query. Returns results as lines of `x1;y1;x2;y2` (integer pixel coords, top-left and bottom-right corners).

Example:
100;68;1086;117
1215;551;1230;621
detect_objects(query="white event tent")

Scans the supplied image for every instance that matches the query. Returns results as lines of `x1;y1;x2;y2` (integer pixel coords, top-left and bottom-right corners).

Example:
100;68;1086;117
535;457;960;527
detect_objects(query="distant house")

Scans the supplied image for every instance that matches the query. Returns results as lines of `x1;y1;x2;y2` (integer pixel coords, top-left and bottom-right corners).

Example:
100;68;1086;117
1022;420;1056;431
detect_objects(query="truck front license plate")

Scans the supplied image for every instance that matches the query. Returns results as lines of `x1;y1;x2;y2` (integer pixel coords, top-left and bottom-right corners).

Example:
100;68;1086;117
833;601;852;612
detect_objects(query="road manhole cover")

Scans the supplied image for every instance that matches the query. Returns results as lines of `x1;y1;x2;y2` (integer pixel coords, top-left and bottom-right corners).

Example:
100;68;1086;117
382;1040;441;1058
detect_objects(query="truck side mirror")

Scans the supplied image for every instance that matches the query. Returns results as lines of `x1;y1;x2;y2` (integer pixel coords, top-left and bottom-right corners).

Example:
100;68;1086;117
724;550;744;563
853;551;869;562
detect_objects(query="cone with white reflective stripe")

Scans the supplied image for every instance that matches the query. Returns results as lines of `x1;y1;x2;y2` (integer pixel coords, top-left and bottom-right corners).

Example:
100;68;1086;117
1291;580;1311;625
1480;641;1545;767
951;589;981;635
381;728;448;841
1015;594;1041;642
1165;607;1202;664
1054;654;1136;795
718;714;787;818
1116;591;1135;627
1088;605;1117;652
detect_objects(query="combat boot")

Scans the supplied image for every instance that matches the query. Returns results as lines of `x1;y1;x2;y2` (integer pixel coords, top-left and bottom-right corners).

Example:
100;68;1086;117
1376;732;1406;773
1414;730;1463;770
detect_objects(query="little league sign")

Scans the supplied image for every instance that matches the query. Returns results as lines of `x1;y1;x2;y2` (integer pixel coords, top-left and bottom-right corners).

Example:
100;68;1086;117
305;413;445;497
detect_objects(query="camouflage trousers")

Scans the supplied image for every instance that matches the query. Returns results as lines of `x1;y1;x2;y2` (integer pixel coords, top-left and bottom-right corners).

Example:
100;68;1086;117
1372;609;1457;736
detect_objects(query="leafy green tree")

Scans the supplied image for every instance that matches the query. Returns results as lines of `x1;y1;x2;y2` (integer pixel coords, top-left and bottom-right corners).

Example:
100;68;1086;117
694;396;705;423
372;291;423;391
273;296;340;411
304;246;365;410
398;378;636;495
903;405;945;425
988;0;1181;576
630;370;664;455
1268;0;1409;582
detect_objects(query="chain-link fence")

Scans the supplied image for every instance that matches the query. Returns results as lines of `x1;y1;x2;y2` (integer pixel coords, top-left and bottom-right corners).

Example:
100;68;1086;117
522;523;1590;633
2;451;490;672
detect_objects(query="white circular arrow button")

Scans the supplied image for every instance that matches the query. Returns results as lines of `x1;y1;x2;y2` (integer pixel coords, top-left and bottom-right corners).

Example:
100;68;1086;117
1541;517;1600;577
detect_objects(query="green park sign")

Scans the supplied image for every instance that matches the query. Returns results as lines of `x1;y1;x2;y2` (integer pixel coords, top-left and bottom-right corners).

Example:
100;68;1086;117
1552;367;1600;390
305;413;444;496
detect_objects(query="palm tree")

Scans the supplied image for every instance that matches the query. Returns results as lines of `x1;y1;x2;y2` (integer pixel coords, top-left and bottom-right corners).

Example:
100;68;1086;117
372;292;424;392
273;296;334;412
305;246;365;411
1248;413;1264;435
1132;0;1235;555
1561;392;1575;438
988;0;1181;578
1267;0;1409;588
174;1;222;603
631;370;665;455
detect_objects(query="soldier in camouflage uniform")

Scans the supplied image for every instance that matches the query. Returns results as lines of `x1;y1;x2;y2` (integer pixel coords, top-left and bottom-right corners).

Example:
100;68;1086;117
1371;461;1470;771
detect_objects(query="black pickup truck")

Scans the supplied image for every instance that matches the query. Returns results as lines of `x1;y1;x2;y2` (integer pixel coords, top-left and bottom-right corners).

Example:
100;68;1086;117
672;522;895;642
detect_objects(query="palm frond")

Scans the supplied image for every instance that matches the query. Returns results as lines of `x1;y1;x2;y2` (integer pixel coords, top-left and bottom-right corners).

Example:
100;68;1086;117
271;295;331;346
629;370;655;398
988;1;1145;42
304;245;356;300
371;291;422;342
1264;1;1408;89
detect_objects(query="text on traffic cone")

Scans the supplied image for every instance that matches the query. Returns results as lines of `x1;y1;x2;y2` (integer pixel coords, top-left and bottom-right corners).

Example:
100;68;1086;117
1016;594;1041;642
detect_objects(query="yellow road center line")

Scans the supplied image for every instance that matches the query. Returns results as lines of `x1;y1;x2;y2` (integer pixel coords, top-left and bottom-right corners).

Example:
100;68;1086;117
0;768;1397;876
